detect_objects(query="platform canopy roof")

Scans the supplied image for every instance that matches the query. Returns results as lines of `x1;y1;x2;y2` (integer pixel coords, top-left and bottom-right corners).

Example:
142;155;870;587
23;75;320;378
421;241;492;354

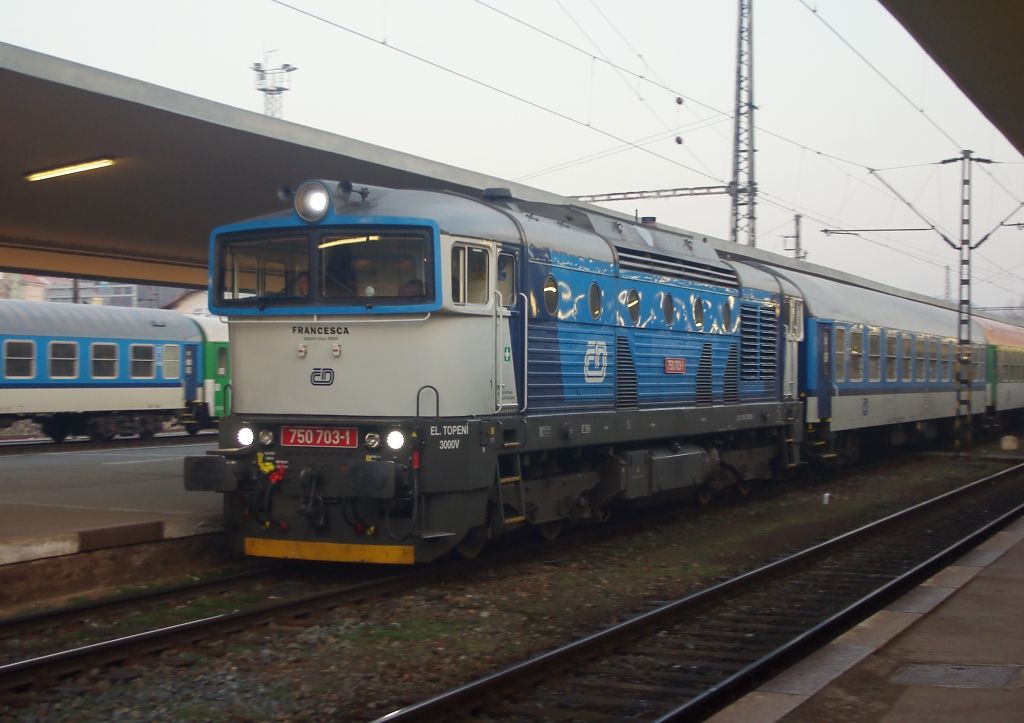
1;2;1022;288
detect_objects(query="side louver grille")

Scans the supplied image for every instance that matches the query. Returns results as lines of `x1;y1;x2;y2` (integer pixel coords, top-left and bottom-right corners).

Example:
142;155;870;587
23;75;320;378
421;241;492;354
740;302;778;381
616;247;738;287
696;342;713;406
724;344;739;402
615;336;638;409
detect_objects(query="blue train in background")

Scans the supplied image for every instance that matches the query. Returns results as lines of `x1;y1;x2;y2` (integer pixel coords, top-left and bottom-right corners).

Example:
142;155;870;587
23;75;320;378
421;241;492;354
0;299;230;442
185;180;1024;564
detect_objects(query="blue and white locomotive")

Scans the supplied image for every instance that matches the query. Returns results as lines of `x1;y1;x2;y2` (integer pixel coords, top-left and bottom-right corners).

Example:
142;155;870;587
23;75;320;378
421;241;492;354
0;299;229;442
184;180;1024;564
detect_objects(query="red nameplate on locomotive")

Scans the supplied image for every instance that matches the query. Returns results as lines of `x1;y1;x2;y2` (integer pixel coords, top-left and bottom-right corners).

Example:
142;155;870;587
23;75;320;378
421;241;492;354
281;426;358;447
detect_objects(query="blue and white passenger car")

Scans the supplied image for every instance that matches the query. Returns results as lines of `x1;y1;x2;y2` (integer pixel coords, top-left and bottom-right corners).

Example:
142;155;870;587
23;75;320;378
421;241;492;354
0;299;214;441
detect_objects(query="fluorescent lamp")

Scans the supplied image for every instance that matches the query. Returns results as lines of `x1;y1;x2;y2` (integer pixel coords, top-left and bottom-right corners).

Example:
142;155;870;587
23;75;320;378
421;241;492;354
26;158;115;182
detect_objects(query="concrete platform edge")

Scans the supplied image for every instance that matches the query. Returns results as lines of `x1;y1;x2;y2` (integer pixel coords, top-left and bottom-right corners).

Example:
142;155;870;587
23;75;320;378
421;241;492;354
709;517;1024;723
0;512;224;565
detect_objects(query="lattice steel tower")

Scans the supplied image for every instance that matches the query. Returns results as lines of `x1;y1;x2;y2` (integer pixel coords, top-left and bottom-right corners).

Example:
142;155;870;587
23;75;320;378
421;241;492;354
731;0;756;246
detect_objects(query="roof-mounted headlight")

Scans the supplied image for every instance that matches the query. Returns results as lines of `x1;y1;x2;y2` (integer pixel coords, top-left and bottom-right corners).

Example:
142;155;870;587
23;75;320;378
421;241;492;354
295;181;332;223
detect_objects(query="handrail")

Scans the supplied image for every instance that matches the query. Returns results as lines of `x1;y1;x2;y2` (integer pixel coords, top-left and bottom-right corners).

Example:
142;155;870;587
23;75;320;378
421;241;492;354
519;291;529;414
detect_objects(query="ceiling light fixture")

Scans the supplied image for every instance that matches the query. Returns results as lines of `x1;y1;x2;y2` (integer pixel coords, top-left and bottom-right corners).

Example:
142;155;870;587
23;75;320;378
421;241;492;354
25;158;115;182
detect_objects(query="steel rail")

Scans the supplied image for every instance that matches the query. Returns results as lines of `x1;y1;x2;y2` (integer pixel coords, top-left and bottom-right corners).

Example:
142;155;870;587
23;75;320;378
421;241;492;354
375;461;1024;722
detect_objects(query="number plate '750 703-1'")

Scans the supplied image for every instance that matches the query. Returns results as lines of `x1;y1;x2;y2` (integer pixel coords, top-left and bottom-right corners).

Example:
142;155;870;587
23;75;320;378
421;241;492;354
280;426;358;448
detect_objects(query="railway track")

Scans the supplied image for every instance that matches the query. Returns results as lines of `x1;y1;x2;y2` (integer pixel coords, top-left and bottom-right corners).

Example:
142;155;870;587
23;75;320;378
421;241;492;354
375;461;1024;722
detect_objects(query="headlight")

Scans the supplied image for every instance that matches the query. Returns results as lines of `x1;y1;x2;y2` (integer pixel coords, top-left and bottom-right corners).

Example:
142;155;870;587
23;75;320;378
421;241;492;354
295;181;331;223
258;429;275;447
364;432;381;449
386;430;405;450
236;426;255;447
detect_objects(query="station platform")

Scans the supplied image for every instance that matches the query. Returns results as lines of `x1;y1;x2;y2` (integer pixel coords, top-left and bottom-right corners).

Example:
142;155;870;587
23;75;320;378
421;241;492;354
712;515;1024;722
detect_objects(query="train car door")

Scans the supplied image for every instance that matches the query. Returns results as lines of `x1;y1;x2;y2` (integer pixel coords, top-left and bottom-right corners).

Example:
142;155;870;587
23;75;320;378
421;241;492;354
817;322;833;419
183;344;200;404
496;246;523;411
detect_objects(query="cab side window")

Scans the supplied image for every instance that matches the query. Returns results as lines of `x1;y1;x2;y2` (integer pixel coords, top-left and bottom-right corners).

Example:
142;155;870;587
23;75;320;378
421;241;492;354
451;245;490;305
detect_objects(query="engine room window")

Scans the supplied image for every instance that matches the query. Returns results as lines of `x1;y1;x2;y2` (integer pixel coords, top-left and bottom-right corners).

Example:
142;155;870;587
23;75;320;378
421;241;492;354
543;275;558;316
91;343;117;379
497;253;516;307
4;340;35;379
451;245;490;305
662;293;675;326
131;345;156;379
692;296;703;329
850;329;864;381
589;282;602;320
627;289;641;325
722;298;733;332
48;341;78;379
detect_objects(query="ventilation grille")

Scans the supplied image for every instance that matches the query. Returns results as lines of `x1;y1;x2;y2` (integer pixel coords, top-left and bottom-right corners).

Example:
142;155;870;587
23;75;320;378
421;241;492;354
616;247;738;287
724;344;739;403
615;336;638;409
696;342;713;406
740;302;779;381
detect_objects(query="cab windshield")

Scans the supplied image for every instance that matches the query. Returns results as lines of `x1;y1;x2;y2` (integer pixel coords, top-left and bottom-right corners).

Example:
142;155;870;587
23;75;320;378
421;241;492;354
217;227;434;306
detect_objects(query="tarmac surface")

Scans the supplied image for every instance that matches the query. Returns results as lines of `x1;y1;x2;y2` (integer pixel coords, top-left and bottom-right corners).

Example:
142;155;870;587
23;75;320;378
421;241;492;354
1;440;1022;721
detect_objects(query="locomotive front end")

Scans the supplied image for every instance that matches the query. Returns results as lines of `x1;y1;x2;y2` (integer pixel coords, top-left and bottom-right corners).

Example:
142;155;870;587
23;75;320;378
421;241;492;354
185;181;509;563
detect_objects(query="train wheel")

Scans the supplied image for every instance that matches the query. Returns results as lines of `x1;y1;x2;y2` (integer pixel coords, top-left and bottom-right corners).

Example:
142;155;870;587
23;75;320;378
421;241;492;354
44;425;68;444
455;526;487;560
537;520;564;542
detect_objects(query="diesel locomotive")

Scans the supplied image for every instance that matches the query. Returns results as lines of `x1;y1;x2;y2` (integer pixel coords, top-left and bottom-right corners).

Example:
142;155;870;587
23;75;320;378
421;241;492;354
184;180;1024;564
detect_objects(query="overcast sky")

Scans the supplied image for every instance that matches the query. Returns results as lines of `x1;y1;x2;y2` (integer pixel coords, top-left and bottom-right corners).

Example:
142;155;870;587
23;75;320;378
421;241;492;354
3;0;1022;307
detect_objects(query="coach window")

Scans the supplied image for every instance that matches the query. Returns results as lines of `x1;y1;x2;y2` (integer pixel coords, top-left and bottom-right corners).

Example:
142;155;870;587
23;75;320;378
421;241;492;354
91;343;117;379
4;340;35;379
885;333;897;381
627;289;641;325
943;341;954;381
588;282;602;320
927;339;938;381
131;345;156;379
163;345;181;380
915;337;926;381
543;275;559;316
834;327;846;383
497;253;516;307
49;341;78;379
662;293;675;326
901;335;913;381
850;328;864;382
868;331;881;381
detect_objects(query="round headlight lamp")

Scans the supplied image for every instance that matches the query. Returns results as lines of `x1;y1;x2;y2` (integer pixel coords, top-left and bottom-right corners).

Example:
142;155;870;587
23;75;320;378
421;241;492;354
257;429;275;447
386;430;406;451
364;432;381;450
294;181;331;223
236;426;255;447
